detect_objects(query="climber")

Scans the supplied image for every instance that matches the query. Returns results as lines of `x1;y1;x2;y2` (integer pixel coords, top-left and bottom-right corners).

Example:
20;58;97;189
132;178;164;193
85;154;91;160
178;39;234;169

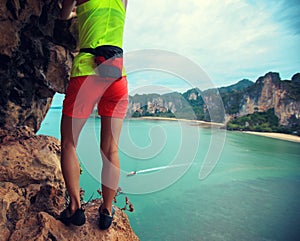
58;0;128;230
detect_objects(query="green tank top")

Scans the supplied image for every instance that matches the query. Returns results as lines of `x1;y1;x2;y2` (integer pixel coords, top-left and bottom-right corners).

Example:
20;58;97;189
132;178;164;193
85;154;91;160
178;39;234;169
71;0;126;77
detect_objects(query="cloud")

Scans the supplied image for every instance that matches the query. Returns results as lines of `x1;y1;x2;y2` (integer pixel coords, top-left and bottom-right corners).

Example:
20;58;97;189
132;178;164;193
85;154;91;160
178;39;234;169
124;0;300;89
253;0;300;35
51;0;300;105
124;49;213;93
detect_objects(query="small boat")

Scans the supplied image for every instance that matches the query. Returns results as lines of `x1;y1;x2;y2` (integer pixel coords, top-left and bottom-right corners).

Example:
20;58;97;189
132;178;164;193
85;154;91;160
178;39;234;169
126;171;136;176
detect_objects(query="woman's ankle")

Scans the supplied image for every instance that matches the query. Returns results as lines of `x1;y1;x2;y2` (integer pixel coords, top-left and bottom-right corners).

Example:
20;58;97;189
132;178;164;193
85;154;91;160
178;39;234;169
101;202;112;214
69;200;81;214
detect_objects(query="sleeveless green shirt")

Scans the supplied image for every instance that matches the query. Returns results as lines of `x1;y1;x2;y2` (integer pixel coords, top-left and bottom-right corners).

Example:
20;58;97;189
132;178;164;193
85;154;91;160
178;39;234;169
71;0;126;77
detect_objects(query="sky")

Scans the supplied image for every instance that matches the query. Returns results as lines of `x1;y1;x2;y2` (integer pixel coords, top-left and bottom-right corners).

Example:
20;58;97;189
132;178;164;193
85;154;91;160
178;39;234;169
52;0;300;105
122;0;300;94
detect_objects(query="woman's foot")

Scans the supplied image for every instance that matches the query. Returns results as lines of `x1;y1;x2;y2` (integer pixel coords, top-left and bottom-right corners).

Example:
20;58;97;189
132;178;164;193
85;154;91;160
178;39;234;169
98;204;115;230
59;206;86;226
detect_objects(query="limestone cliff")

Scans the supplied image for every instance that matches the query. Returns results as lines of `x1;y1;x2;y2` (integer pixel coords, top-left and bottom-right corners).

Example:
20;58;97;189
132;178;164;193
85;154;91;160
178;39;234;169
0;1;139;240
128;79;255;122
223;72;300;130
128;72;300;133
0;0;75;132
0;129;139;241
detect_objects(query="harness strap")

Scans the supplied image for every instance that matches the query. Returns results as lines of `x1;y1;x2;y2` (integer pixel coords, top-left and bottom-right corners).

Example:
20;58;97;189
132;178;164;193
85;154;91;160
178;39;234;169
79;45;123;79
80;45;123;59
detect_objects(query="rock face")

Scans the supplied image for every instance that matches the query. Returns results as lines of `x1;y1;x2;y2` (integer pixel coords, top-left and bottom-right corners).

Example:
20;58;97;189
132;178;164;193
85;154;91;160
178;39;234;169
0;1;139;240
0;0;75;132
0;130;139;241
223;72;300;127
128;72;300;131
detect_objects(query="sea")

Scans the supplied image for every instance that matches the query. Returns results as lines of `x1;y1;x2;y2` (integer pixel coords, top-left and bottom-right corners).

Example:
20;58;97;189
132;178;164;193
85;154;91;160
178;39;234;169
38;107;300;241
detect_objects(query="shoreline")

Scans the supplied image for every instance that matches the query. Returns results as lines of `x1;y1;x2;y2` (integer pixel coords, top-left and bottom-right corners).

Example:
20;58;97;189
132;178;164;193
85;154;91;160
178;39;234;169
136;116;225;127
129;117;300;143
243;131;300;143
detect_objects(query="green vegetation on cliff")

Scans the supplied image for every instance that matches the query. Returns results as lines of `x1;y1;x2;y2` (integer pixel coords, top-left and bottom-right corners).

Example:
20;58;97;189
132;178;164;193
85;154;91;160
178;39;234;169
227;108;297;134
128;72;300;134
131;107;175;118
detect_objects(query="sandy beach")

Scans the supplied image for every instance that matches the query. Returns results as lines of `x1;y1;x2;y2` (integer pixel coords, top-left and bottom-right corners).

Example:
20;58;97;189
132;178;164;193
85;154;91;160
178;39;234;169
243;131;300;143
138;116;225;127
133;117;300;143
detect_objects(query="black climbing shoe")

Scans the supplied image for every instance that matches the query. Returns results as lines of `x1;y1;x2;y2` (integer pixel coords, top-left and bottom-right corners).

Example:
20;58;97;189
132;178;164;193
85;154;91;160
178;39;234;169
59;207;86;226
99;205;115;230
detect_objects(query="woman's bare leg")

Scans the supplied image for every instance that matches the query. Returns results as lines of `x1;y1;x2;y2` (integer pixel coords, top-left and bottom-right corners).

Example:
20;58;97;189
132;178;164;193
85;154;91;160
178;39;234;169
61;115;87;214
100;116;124;214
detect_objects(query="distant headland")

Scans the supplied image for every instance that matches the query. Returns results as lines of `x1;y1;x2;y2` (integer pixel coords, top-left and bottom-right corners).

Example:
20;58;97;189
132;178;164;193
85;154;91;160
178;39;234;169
127;72;300;138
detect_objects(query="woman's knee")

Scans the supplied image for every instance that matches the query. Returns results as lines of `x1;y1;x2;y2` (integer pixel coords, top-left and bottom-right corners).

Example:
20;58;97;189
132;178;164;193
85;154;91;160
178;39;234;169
101;148;119;161
61;137;76;151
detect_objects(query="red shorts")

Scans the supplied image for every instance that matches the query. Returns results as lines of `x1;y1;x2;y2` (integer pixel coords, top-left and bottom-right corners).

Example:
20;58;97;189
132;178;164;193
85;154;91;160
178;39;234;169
62;75;128;119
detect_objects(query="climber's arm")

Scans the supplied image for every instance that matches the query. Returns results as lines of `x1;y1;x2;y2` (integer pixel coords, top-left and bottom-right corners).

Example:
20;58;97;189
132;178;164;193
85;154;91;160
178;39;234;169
122;0;128;10
61;0;76;20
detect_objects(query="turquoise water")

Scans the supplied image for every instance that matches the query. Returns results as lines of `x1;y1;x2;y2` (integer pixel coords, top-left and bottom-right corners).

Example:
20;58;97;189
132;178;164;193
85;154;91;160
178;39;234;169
38;108;300;241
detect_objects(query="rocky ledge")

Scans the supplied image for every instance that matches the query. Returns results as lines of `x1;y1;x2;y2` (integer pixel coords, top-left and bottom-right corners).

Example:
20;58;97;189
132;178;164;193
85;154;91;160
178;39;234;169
0;0;139;239
0;129;139;241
